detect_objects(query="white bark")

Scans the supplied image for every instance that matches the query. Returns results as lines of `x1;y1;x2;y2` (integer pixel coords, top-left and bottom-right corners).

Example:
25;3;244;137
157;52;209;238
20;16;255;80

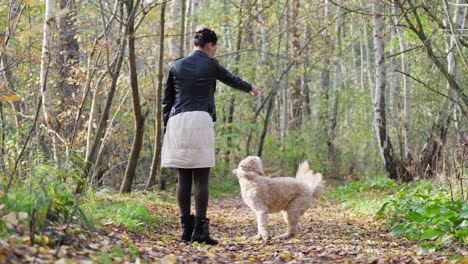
445;0;466;138
445;0;465;82
40;0;58;165
190;0;199;34
373;0;387;166
389;15;397;127
85;72;106;158
186;0;199;50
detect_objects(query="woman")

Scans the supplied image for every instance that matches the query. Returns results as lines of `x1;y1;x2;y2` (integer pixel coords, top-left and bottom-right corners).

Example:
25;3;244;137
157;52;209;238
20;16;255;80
161;25;260;245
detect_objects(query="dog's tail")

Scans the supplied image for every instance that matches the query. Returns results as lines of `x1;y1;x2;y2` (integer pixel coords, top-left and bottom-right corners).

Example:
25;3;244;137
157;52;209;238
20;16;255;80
295;161;324;199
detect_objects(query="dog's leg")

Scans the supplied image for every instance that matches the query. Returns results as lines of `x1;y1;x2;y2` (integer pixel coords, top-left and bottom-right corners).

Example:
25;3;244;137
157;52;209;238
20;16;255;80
253;210;269;241
274;210;298;239
275;197;311;239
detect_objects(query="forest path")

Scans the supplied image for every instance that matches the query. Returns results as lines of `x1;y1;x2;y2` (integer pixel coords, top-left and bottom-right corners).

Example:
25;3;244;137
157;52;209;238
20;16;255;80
3;191;460;263
136;194;450;263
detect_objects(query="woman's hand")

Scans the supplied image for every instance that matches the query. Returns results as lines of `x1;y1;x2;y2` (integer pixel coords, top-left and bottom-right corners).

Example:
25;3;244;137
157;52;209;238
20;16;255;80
251;86;260;97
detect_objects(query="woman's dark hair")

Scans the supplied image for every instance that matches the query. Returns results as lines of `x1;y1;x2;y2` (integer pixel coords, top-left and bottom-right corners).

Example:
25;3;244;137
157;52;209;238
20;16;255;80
193;25;218;47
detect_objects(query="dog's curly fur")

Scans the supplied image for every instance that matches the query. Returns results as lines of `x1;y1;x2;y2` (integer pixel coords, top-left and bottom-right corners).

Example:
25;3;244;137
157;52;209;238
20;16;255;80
233;156;323;240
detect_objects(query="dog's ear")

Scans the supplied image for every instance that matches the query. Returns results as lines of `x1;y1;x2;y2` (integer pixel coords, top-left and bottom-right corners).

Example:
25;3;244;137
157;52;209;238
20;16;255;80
241;156;264;175
253;157;265;175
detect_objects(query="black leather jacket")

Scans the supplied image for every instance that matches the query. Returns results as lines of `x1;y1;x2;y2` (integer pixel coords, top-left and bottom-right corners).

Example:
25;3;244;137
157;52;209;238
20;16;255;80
162;50;252;128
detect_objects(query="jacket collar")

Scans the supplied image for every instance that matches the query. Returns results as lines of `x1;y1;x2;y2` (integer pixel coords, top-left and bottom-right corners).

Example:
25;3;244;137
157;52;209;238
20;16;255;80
192;50;210;57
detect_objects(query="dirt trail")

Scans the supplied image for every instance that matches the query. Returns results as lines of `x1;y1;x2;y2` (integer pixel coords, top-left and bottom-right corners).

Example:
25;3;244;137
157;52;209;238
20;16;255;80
137;195;454;263
2;193;461;263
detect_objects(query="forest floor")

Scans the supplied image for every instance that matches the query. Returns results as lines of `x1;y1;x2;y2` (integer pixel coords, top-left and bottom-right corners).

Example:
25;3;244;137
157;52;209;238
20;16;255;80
1;189;466;263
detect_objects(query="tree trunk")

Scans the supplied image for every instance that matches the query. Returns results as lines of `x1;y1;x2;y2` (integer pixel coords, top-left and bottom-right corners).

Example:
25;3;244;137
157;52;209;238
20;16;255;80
168;0;187;60
168;0;181;60
258;92;275;157
372;0;399;180
417;0;465;177
85;71;106;159
289;0;302;129
120;0;145;194
187;0;199;50
318;0;331;139
302;33;311;119
359;29;365;92
146;2;166;190
388;17;397;128
180;0;186;57
57;0;79;139
363;21;374;100
0;103;4;172
40;0;58;165
280;3;289;140
327;0;342;178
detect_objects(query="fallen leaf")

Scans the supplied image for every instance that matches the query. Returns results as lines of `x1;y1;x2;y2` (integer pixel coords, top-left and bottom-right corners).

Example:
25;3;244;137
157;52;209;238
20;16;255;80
2;212;18;229
160;254;177;264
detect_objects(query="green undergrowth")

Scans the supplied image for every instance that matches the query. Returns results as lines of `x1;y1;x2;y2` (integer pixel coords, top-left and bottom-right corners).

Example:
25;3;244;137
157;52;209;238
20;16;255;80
0;185;176;241
376;184;467;254
328;175;402;214
0;185;87;239
210;179;240;198
329;175;467;254
83;189;175;233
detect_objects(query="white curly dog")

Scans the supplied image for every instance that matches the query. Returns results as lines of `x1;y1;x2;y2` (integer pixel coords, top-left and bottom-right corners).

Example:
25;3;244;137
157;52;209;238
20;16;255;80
232;156;323;241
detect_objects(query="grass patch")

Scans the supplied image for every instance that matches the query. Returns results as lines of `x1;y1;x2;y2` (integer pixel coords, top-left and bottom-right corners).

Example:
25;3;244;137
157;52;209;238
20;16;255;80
328;175;403;214
0;186;86;239
92;242;140;263
84;191;170;233
210;181;240;198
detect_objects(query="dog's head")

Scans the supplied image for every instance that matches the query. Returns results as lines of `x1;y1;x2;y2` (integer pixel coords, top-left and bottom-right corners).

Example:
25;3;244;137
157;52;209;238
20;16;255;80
232;156;264;180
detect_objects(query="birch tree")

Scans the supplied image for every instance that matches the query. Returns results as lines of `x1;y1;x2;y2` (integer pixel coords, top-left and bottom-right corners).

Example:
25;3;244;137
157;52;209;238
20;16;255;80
372;0;399;180
40;0;58;165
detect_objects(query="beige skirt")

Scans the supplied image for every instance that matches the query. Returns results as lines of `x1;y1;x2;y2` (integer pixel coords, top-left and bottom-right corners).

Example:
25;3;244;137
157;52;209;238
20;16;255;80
161;111;215;168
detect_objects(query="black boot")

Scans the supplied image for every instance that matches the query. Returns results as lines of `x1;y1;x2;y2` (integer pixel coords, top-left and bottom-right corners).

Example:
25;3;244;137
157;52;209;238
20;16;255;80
191;216;218;245
180;215;194;242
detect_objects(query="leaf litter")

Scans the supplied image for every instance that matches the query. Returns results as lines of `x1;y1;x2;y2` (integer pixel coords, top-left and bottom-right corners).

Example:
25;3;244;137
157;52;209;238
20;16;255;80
0;191;466;263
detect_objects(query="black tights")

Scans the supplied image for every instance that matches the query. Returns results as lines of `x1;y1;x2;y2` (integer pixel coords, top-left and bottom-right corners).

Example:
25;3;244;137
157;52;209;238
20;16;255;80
177;168;210;218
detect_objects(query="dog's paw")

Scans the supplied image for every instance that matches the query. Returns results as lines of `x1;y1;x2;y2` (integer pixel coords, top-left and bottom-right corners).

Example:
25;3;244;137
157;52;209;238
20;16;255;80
252;233;270;241
273;233;294;240
252;234;262;240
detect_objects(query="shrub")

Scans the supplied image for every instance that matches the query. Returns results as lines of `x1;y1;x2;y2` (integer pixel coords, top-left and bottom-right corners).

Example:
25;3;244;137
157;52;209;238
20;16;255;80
376;183;467;252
